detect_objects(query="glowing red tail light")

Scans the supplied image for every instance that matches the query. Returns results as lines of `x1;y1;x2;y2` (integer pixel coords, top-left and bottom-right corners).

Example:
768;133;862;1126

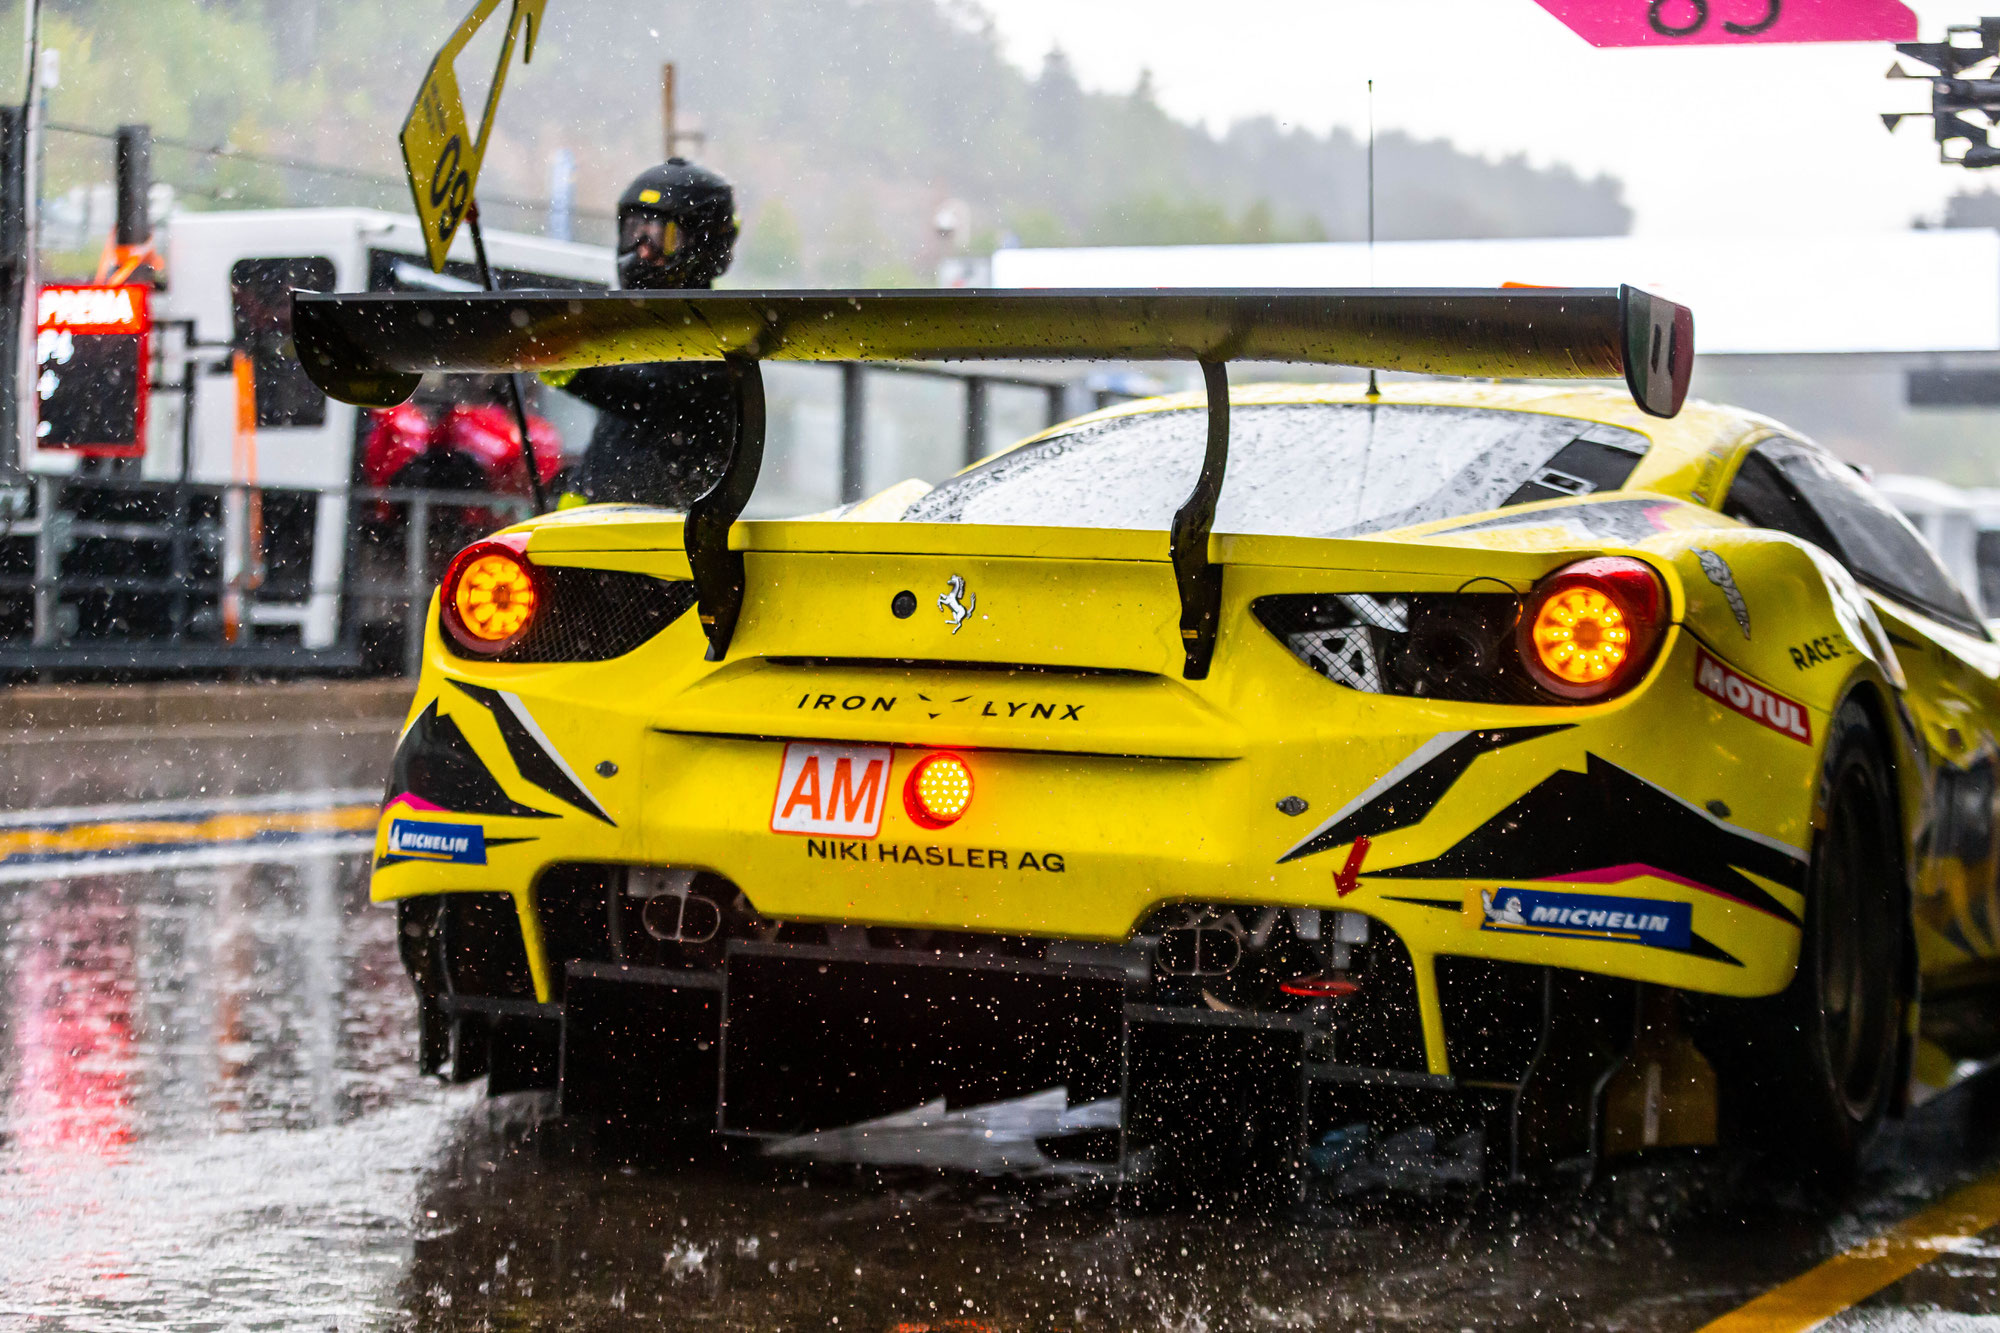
904;752;973;828
1517;556;1666;701
440;533;542;655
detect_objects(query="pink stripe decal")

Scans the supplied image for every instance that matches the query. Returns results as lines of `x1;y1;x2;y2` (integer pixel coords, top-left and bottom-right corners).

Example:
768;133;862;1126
382;792;447;815
1540;862;1786;919
1543;862;1707;891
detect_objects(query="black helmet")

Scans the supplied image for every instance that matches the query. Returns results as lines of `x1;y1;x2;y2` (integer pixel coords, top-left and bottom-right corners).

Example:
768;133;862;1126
615;158;738;290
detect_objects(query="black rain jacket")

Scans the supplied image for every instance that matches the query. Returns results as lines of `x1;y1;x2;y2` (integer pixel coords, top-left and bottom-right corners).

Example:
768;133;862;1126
560;362;736;508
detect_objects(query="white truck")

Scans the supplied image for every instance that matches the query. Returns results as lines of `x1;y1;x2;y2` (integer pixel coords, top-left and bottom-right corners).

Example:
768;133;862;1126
1;208;612;672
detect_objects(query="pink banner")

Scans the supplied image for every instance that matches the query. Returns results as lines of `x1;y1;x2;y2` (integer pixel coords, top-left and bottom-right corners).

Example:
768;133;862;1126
1532;0;1916;47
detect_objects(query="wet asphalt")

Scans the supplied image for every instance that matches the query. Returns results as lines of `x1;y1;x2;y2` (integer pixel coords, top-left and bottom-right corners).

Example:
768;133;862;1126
4;698;2000;1332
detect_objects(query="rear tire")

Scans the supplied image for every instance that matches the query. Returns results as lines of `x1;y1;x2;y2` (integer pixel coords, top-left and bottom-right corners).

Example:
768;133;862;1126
1721;696;1907;1182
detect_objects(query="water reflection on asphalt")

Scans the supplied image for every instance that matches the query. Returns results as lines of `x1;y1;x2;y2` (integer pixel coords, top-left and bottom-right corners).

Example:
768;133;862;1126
4;846;2000;1331
0;852;453;1329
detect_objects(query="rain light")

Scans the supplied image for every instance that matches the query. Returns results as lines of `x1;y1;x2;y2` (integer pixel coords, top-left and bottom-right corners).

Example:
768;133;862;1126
904;752;973;828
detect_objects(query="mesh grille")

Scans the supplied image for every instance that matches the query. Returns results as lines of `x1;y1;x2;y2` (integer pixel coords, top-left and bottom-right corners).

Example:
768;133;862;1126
447;567;698;663
1290;626;1382;692
1253;592;1548;705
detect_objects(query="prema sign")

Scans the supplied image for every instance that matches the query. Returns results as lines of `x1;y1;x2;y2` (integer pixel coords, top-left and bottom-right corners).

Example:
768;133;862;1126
35;283;151;456
1531;0;1915;46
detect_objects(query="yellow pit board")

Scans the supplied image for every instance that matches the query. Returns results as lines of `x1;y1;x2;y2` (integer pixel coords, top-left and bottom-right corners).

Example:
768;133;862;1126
400;0;549;272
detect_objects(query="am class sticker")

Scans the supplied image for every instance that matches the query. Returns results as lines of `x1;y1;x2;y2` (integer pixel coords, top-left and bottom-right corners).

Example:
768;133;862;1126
386;817;488;865
771;742;892;839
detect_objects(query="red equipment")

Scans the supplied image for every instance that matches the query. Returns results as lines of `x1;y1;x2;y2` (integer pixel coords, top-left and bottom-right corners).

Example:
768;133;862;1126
362;400;562;532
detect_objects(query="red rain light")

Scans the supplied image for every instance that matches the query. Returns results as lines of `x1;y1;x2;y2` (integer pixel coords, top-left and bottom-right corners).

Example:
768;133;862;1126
904;752;973;828
1517;556;1667;702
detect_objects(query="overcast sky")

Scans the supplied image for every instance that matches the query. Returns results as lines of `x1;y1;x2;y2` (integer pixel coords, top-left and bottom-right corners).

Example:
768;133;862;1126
972;0;1989;236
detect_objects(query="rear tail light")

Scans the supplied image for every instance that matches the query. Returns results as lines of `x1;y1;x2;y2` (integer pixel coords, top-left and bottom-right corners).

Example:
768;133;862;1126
905;752;973;828
1517;556;1666;701
1253;556;1667;706
441;534;542;655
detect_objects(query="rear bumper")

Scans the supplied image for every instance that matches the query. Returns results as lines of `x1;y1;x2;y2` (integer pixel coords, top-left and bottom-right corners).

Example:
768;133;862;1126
373;626;1818;1025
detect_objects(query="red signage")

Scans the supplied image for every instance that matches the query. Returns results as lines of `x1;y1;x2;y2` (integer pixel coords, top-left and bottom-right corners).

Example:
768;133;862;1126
35;283;150;455
1531;0;1915;47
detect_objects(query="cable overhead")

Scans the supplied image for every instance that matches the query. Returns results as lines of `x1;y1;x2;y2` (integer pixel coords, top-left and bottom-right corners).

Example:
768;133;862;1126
43;121;614;223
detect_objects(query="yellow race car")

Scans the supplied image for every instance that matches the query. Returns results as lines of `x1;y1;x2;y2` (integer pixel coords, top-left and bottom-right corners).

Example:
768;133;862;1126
295;287;2000;1188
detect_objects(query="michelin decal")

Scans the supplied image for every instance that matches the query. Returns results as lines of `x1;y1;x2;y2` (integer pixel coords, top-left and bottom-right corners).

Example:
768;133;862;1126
387;818;488;865
1478;886;1692;951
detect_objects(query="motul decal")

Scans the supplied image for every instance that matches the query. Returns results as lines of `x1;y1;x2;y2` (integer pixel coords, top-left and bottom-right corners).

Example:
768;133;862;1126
1693;648;1810;744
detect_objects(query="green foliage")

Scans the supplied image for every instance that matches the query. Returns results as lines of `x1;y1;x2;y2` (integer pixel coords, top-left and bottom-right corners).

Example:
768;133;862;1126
11;0;1632;283
1086;193;1327;248
739;197;804;281
1004;208;1071;249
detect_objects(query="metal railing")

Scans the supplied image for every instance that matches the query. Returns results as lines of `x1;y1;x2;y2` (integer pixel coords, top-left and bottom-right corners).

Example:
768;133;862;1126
347;483;535;677
0;474;532;672
839;363;1075;503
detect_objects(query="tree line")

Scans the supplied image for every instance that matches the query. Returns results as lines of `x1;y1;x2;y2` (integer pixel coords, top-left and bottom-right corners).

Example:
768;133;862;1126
22;0;1632;284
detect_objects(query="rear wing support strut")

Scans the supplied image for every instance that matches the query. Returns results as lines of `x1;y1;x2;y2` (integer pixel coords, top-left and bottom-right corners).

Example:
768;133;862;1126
688;355;1231;677
1169;361;1229;680
687;356;766;660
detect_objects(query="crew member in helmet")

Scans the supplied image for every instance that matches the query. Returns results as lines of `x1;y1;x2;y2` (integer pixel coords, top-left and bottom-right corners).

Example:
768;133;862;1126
547;159;741;508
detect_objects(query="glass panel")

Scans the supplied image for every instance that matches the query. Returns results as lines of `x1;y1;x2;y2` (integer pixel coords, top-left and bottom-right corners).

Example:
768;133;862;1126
1758;438;1984;632
749;363;843;517
229;257;335;429
859;371;966;497
904;403;1650;539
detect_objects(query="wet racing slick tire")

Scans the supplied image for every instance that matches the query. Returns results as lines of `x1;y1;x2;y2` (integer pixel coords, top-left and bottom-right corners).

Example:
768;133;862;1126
1703;695;1908;1184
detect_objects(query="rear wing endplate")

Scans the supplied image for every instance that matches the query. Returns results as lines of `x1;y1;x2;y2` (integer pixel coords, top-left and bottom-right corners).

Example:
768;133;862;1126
293;286;1693;676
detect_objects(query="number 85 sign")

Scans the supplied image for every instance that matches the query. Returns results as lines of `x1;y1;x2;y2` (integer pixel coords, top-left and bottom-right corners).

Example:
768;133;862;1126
1531;0;1914;46
400;0;549;272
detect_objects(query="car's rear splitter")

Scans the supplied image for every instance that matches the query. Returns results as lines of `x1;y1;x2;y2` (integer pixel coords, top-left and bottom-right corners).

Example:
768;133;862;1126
542;939;1511;1192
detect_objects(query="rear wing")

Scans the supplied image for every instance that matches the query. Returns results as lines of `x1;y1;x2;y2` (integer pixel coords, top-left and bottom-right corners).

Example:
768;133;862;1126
292;286;1694;677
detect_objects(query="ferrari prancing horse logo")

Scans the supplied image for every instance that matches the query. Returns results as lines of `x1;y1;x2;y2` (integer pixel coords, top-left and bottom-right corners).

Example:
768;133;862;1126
938;574;976;634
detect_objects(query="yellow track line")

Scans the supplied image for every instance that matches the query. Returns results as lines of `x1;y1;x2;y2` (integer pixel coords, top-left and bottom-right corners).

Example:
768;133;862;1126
0;806;378;862
1698;1168;2000;1332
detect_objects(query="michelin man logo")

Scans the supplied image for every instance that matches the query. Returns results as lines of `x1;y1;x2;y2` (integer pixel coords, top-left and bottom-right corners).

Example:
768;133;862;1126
1481;888;1529;926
